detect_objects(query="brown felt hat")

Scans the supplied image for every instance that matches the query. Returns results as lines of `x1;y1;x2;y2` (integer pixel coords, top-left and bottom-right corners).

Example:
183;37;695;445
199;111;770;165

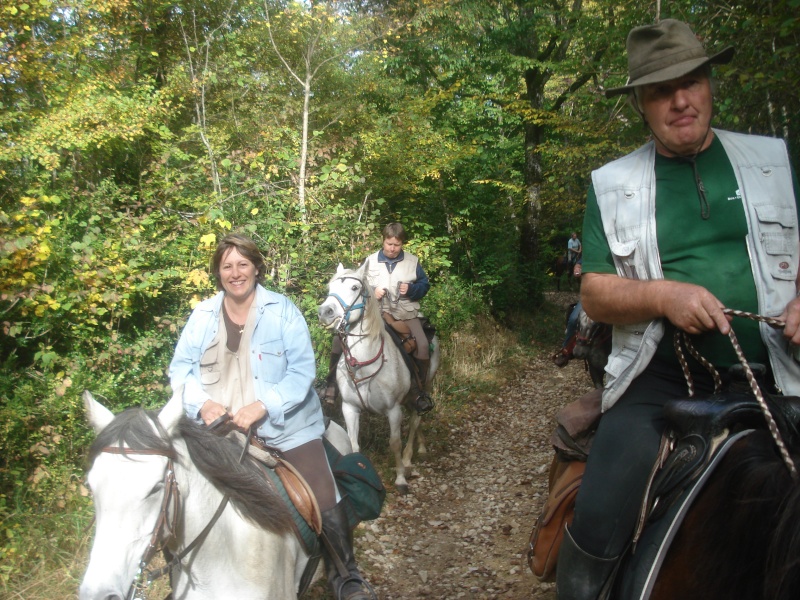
605;19;734;98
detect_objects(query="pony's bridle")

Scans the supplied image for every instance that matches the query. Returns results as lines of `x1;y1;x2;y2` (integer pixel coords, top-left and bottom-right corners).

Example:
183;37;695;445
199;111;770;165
327;275;368;334
326;275;387;406
100;446;181;600
101;430;238;600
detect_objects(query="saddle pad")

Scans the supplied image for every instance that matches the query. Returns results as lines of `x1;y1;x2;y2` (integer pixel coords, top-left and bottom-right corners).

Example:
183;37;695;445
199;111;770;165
261;464;321;556
617;429;754;600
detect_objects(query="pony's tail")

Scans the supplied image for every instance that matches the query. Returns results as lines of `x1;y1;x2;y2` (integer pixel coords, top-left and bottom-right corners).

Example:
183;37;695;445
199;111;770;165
765;465;800;599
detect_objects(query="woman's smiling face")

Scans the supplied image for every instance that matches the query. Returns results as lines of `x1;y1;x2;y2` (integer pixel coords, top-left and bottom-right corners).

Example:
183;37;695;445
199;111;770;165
219;247;257;301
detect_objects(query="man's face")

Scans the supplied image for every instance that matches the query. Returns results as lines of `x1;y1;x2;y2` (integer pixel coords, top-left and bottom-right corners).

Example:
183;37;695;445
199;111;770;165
639;70;714;157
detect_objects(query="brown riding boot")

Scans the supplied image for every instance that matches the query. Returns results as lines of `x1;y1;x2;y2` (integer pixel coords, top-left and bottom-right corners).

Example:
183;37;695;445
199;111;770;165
320;348;342;406
322;499;377;600
409;357;434;415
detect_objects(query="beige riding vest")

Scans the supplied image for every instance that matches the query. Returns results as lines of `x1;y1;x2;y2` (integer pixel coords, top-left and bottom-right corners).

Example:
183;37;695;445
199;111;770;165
592;129;800;410
366;251;421;320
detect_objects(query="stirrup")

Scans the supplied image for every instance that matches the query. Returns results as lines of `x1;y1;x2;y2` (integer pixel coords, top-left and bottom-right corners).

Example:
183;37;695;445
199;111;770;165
411;392;434;415
336;575;378;600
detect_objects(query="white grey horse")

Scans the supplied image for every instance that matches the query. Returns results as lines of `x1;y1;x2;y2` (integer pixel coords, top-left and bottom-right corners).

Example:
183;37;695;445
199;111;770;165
318;263;440;494
80;390;352;599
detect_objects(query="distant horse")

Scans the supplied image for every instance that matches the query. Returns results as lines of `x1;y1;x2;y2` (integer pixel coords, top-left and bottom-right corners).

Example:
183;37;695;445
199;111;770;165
80;390;351;600
551;255;572;290
571;308;611;389
317;262;440;494
552;254;582;290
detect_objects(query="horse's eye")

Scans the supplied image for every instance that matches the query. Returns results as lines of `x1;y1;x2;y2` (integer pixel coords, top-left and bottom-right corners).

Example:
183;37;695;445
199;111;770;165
351;284;360;292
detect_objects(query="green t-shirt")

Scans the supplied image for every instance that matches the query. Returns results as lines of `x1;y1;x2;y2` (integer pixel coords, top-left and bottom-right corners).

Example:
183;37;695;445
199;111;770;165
582;136;772;369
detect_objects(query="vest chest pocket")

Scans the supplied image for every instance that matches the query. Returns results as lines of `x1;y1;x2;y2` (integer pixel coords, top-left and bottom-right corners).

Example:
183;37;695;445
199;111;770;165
258;339;288;382
200;340;221;385
754;205;797;282
608;238;646;281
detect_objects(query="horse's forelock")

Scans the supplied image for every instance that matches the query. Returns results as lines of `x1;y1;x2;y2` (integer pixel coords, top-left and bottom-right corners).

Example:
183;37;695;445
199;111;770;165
88;408;176;464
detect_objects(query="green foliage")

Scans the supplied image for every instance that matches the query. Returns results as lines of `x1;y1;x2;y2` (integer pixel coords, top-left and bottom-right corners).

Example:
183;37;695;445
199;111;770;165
420;275;488;340
2;0;800;594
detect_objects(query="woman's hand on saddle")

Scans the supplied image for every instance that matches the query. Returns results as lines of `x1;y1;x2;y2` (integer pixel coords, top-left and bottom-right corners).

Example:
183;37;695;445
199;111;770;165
199;399;231;426
232;401;267;432
659;282;731;335
779;295;800;346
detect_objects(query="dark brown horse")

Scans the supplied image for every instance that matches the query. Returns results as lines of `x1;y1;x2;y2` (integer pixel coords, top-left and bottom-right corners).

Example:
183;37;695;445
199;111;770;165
608;400;800;600
645;427;800;600
551;254;574;291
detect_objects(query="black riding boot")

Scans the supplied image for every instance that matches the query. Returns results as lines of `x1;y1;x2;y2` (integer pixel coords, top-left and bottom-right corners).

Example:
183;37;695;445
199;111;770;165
320;348;342;406
555;526;618;600
322;500;377;600
409;357;434;415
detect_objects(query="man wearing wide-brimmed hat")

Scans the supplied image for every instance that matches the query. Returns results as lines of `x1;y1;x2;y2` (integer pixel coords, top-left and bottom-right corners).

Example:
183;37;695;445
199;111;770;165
556;19;800;599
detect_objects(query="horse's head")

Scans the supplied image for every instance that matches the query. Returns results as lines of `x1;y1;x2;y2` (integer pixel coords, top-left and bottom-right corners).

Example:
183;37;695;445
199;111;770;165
80;390;183;600
318;262;382;336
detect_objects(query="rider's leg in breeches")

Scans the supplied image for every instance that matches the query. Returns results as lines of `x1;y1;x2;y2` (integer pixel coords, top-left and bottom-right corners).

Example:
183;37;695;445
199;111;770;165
406;318;433;414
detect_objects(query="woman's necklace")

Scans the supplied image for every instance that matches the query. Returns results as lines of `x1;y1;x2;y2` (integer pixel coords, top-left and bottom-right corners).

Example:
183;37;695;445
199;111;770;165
223;299;247;334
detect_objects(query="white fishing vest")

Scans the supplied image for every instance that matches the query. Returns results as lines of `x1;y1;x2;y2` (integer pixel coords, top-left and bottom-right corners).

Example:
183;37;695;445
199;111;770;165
592;129;800;410
366;251;420;320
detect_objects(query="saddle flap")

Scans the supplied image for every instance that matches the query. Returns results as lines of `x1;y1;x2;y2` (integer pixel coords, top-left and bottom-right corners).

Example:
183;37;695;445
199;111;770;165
527;459;585;581
618;429;754;600
274;458;323;535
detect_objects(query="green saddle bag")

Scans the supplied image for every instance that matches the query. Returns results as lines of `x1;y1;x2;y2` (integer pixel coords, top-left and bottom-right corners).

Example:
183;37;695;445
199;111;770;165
323;437;386;527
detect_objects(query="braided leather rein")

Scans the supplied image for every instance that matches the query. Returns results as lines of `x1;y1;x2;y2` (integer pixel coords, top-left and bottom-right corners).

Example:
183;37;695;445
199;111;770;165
673;308;798;480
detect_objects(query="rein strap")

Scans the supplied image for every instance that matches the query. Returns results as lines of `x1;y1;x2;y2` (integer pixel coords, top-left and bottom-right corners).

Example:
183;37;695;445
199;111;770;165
673;309;797;479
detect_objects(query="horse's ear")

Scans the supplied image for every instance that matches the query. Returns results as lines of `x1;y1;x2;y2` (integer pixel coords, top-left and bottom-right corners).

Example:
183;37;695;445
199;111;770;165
84;390;115;433
336;262;345;275
158;387;185;434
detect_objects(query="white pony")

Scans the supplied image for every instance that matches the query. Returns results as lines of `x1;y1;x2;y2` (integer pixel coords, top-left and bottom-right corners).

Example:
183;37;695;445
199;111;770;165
80;390;351;600
318;262;440;494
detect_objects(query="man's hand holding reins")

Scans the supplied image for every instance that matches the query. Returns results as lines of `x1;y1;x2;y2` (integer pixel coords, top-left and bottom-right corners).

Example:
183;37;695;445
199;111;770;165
581;273;731;334
779;295;800;346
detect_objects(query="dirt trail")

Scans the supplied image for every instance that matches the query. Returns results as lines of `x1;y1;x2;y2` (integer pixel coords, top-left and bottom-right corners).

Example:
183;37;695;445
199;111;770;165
320;296;593;599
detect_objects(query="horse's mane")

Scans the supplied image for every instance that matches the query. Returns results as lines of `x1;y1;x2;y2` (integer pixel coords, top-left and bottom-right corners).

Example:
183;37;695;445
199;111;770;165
89;408;292;536
89;408;176;463
332;266;384;342
178;418;293;535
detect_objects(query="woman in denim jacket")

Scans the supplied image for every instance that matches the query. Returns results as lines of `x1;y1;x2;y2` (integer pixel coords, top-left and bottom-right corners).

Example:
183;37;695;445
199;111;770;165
170;233;375;600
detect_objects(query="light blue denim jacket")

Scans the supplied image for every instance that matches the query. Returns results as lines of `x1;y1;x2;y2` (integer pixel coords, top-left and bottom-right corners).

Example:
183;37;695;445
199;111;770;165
592;129;800;410
169;284;324;451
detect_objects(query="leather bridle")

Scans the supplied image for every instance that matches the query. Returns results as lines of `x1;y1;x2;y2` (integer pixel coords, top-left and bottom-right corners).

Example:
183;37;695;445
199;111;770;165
326;274;387;408
100;440;232;600
100;446;181;600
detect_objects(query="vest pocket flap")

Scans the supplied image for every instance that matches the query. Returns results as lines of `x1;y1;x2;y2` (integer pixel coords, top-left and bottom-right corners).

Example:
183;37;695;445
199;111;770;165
607;239;639;258
200;340;221;384
761;232;796;256
754;205;796;228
